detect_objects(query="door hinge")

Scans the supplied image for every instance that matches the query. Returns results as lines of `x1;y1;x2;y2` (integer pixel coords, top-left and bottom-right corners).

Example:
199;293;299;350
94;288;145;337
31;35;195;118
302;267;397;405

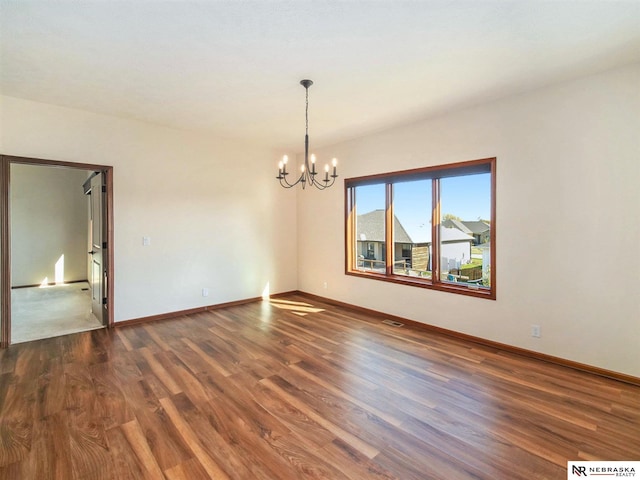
101;185;107;193
102;241;107;249
102;297;107;305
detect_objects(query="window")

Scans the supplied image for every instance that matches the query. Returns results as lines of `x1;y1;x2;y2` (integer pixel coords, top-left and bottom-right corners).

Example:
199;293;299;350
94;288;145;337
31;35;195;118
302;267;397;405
353;184;385;272
345;158;496;299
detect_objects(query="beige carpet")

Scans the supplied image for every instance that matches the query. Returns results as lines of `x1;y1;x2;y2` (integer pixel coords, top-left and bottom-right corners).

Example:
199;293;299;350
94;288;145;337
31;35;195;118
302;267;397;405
11;282;104;343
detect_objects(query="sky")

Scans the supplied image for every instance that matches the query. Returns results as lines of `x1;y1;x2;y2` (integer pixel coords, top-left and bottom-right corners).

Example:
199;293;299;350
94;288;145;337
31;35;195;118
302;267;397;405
355;173;491;241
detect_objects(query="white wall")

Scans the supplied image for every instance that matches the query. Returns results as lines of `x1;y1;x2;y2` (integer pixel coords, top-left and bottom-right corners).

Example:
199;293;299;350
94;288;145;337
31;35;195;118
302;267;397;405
297;63;640;377
1;96;298;322
10;164;89;286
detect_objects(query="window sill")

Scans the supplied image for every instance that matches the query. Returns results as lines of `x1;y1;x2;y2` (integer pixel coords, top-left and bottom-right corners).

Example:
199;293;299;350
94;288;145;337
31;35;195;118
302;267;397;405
345;270;496;300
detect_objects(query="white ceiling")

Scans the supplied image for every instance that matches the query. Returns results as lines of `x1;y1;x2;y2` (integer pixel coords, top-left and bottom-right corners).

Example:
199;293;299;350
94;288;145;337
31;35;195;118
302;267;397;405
2;1;640;151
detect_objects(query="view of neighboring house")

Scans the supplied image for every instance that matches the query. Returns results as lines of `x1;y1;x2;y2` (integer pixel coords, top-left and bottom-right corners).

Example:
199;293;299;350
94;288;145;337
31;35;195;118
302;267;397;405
442;218;491;245
356;209;476;279
356;210;412;270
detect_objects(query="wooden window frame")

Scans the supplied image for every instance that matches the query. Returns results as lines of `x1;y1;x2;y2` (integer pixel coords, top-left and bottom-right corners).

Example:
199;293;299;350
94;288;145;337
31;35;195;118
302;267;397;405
345;157;496;300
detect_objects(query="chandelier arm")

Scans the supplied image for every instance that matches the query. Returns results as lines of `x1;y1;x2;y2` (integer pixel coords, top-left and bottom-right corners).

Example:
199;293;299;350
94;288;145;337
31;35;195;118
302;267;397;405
278;170;305;188
311;174;338;190
277;170;294;187
311;180;327;190
309;173;326;190
279;177;296;188
280;165;337;190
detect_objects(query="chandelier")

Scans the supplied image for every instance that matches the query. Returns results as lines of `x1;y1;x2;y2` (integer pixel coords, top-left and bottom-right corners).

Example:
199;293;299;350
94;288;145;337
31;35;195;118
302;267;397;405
276;79;338;189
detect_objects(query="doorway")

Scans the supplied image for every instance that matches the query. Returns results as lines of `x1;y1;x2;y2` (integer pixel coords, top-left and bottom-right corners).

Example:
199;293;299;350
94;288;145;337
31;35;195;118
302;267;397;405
0;155;114;347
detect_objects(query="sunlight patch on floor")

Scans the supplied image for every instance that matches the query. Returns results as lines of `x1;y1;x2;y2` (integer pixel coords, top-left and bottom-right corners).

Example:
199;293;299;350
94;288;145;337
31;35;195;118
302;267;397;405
268;298;326;316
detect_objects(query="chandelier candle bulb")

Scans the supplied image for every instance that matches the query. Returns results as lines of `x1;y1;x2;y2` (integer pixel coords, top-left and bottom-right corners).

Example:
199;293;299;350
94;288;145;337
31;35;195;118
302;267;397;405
332;158;338;177
324;164;329;182
311;154;316;174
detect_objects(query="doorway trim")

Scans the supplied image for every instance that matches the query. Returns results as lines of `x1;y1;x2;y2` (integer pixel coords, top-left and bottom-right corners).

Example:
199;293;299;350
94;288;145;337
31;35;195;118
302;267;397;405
0;154;115;347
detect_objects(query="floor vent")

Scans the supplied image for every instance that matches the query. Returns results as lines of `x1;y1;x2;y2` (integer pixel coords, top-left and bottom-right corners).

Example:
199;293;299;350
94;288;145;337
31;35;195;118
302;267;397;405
382;319;404;327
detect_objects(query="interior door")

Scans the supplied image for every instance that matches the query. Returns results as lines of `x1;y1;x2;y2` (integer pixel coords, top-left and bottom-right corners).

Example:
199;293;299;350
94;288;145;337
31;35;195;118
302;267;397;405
88;173;104;323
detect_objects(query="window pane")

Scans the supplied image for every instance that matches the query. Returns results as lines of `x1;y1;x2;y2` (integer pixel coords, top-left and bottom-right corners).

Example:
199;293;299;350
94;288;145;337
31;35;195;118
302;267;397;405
392;180;432;278
354;184;386;273
345;158;495;299
440;173;491;288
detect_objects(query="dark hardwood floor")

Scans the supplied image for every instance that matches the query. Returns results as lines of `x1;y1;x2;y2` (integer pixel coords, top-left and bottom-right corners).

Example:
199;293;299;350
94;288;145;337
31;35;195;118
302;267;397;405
0;293;638;479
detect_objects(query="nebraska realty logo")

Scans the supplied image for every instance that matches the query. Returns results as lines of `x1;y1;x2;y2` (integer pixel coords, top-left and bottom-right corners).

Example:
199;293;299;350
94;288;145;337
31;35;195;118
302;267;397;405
568;461;639;478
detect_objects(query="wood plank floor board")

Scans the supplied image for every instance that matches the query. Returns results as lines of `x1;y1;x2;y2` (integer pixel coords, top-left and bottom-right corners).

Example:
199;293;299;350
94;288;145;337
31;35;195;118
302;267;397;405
133;350;180;402
296;353;382;392
277;365;514;479
37;356;66;419
163;458;211;480
212;326;301;371
89;362;135;430
0;347;18;376
273;365;407;439
400;403;563;480
105;423;155;480
117;327;152;352
180;389;320;480
268;369;390;440
275;318;343;350
343;338;453;384
1;294;638;479
169;339;216;378
22;412;73;480
456;375;639;459
374;442;483;480
121;386;193;471
456;374;600;432
157;395;231;480
395;415;553;480
321;350;441;409
180;337;234;378
178;397;279;480
0;379;34;466
203;372;293;443
12;342;40;382
260;376;380;460
130;328;166;356
287;361;405;427
0;462;20;480
250;381;338;449
63;363;112;480
272;325;335;355
162;350;221;406
318;438;399;480
420;383;585;466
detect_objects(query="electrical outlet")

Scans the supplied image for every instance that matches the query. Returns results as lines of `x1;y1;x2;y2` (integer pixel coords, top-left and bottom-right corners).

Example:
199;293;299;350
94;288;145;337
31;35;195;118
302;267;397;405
202;288;209;297
531;324;541;338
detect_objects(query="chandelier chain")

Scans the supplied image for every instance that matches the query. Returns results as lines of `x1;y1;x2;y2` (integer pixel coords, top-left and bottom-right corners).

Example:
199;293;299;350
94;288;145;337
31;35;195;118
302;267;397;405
305;86;309;137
